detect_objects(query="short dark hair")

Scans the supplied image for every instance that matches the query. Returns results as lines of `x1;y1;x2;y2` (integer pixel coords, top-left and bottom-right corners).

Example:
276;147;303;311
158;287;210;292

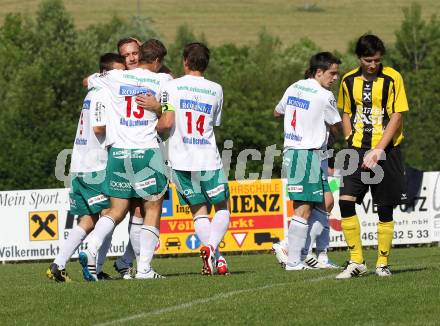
99;53;125;73
355;34;386;57
158;64;172;74
140;39;167;64
117;37;140;54
306;52;341;78
183;42;210;72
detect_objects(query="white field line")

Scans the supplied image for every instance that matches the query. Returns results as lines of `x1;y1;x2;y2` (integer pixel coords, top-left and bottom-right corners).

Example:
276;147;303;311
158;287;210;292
92;274;335;326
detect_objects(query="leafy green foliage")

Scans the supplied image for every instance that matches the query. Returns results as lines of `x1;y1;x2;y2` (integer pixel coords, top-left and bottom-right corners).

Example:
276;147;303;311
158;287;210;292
0;0;438;190
391;3;440;171
0;0;159;190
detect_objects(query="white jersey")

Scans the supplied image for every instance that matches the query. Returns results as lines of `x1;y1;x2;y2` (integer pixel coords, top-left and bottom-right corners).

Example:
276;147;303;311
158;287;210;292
275;78;341;150
88;68;171;149
70;87;109;173
164;75;223;171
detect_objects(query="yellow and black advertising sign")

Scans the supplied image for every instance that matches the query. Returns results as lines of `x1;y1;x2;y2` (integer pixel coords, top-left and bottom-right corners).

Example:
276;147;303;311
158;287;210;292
29;211;59;241
157;180;284;254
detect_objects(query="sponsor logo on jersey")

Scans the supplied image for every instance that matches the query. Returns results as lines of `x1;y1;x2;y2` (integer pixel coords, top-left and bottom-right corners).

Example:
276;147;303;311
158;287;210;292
207;184;225;197
284;132;303;142
75;138;88;145
87;194;108;205
287;96;310;110
180;99;212;114
182;136;211;145
119;85;156;96
161;91;169;105
288;185;303;193
82;100;91;110
122;73;160;85
94;102;105;123
134;178;156;190
177;85;217;96
293;84;318;94
119;117;148;127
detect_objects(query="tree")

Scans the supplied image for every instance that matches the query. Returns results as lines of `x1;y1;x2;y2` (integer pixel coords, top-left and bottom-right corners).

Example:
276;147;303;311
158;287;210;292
392;3;440;171
0;0;165;190
393;3;440;72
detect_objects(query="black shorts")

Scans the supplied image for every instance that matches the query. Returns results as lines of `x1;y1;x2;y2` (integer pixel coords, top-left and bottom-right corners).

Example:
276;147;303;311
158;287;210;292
339;146;408;206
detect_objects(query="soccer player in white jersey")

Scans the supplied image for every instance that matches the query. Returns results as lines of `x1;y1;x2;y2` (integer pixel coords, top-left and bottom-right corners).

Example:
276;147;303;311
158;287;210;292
117;37;141;70
47;53;125;282
112;39;173;279
157;42;230;275
78;43;171;281
274;52;342;270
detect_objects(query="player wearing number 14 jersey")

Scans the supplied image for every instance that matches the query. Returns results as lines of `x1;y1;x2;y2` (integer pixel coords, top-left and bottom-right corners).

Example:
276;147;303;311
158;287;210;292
158;42;230;275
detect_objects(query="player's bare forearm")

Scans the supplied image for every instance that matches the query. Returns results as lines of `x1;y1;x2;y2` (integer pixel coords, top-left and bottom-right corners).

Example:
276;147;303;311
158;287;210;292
342;113;352;140
330;122;341;138
273;110;282;119
156;111;175;134
375;112;402;150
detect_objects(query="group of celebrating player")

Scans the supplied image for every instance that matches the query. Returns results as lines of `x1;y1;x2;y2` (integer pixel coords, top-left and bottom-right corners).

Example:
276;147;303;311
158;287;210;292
47;32;409;282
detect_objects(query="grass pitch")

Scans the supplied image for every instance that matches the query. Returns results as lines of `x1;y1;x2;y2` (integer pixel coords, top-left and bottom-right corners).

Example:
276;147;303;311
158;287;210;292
1;1;440;51
0;247;439;325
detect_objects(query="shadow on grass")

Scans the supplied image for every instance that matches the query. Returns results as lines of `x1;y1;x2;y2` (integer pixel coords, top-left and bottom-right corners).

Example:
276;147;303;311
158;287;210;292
392;266;430;275
163;270;251;277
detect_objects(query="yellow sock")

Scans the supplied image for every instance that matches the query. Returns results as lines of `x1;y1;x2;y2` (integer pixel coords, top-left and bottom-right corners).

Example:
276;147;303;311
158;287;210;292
341;215;363;264
377;221;394;267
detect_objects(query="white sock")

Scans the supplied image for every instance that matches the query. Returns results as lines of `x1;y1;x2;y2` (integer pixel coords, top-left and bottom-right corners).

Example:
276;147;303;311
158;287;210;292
302;209;325;259
138;225;159;274
117;216;143;268
54;224;87;270
287;216;308;266
129;216;143;263
208;209;230;250
194;215;211;245
86;216;115;257
315;209;330;256
96;231;113;274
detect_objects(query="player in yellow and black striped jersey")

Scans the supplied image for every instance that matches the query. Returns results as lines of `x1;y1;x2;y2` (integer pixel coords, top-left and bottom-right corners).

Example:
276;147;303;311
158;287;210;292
335;34;409;279
338;61;408;149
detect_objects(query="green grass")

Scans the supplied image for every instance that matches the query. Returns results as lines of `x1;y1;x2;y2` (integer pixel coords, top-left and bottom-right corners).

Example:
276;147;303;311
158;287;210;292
0;0;439;51
1;247;439;325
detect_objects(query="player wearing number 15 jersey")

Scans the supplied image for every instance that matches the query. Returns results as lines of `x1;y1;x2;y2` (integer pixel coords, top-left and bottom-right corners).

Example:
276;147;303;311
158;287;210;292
158;42;230;275
79;60;171;281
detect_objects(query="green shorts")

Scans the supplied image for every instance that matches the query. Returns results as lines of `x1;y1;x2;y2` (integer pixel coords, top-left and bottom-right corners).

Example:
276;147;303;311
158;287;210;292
283;149;325;203
69;171;109;216
105;147;168;199
172;169;230;206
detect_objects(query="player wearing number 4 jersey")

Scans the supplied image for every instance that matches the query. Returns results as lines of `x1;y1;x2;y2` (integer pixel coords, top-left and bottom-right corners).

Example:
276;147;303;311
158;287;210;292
158;42;230;275
274;52;341;271
78;43;171;281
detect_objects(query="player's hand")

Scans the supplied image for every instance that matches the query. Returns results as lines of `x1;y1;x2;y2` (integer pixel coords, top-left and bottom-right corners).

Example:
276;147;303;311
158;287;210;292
135;94;161;113
361;148;384;170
